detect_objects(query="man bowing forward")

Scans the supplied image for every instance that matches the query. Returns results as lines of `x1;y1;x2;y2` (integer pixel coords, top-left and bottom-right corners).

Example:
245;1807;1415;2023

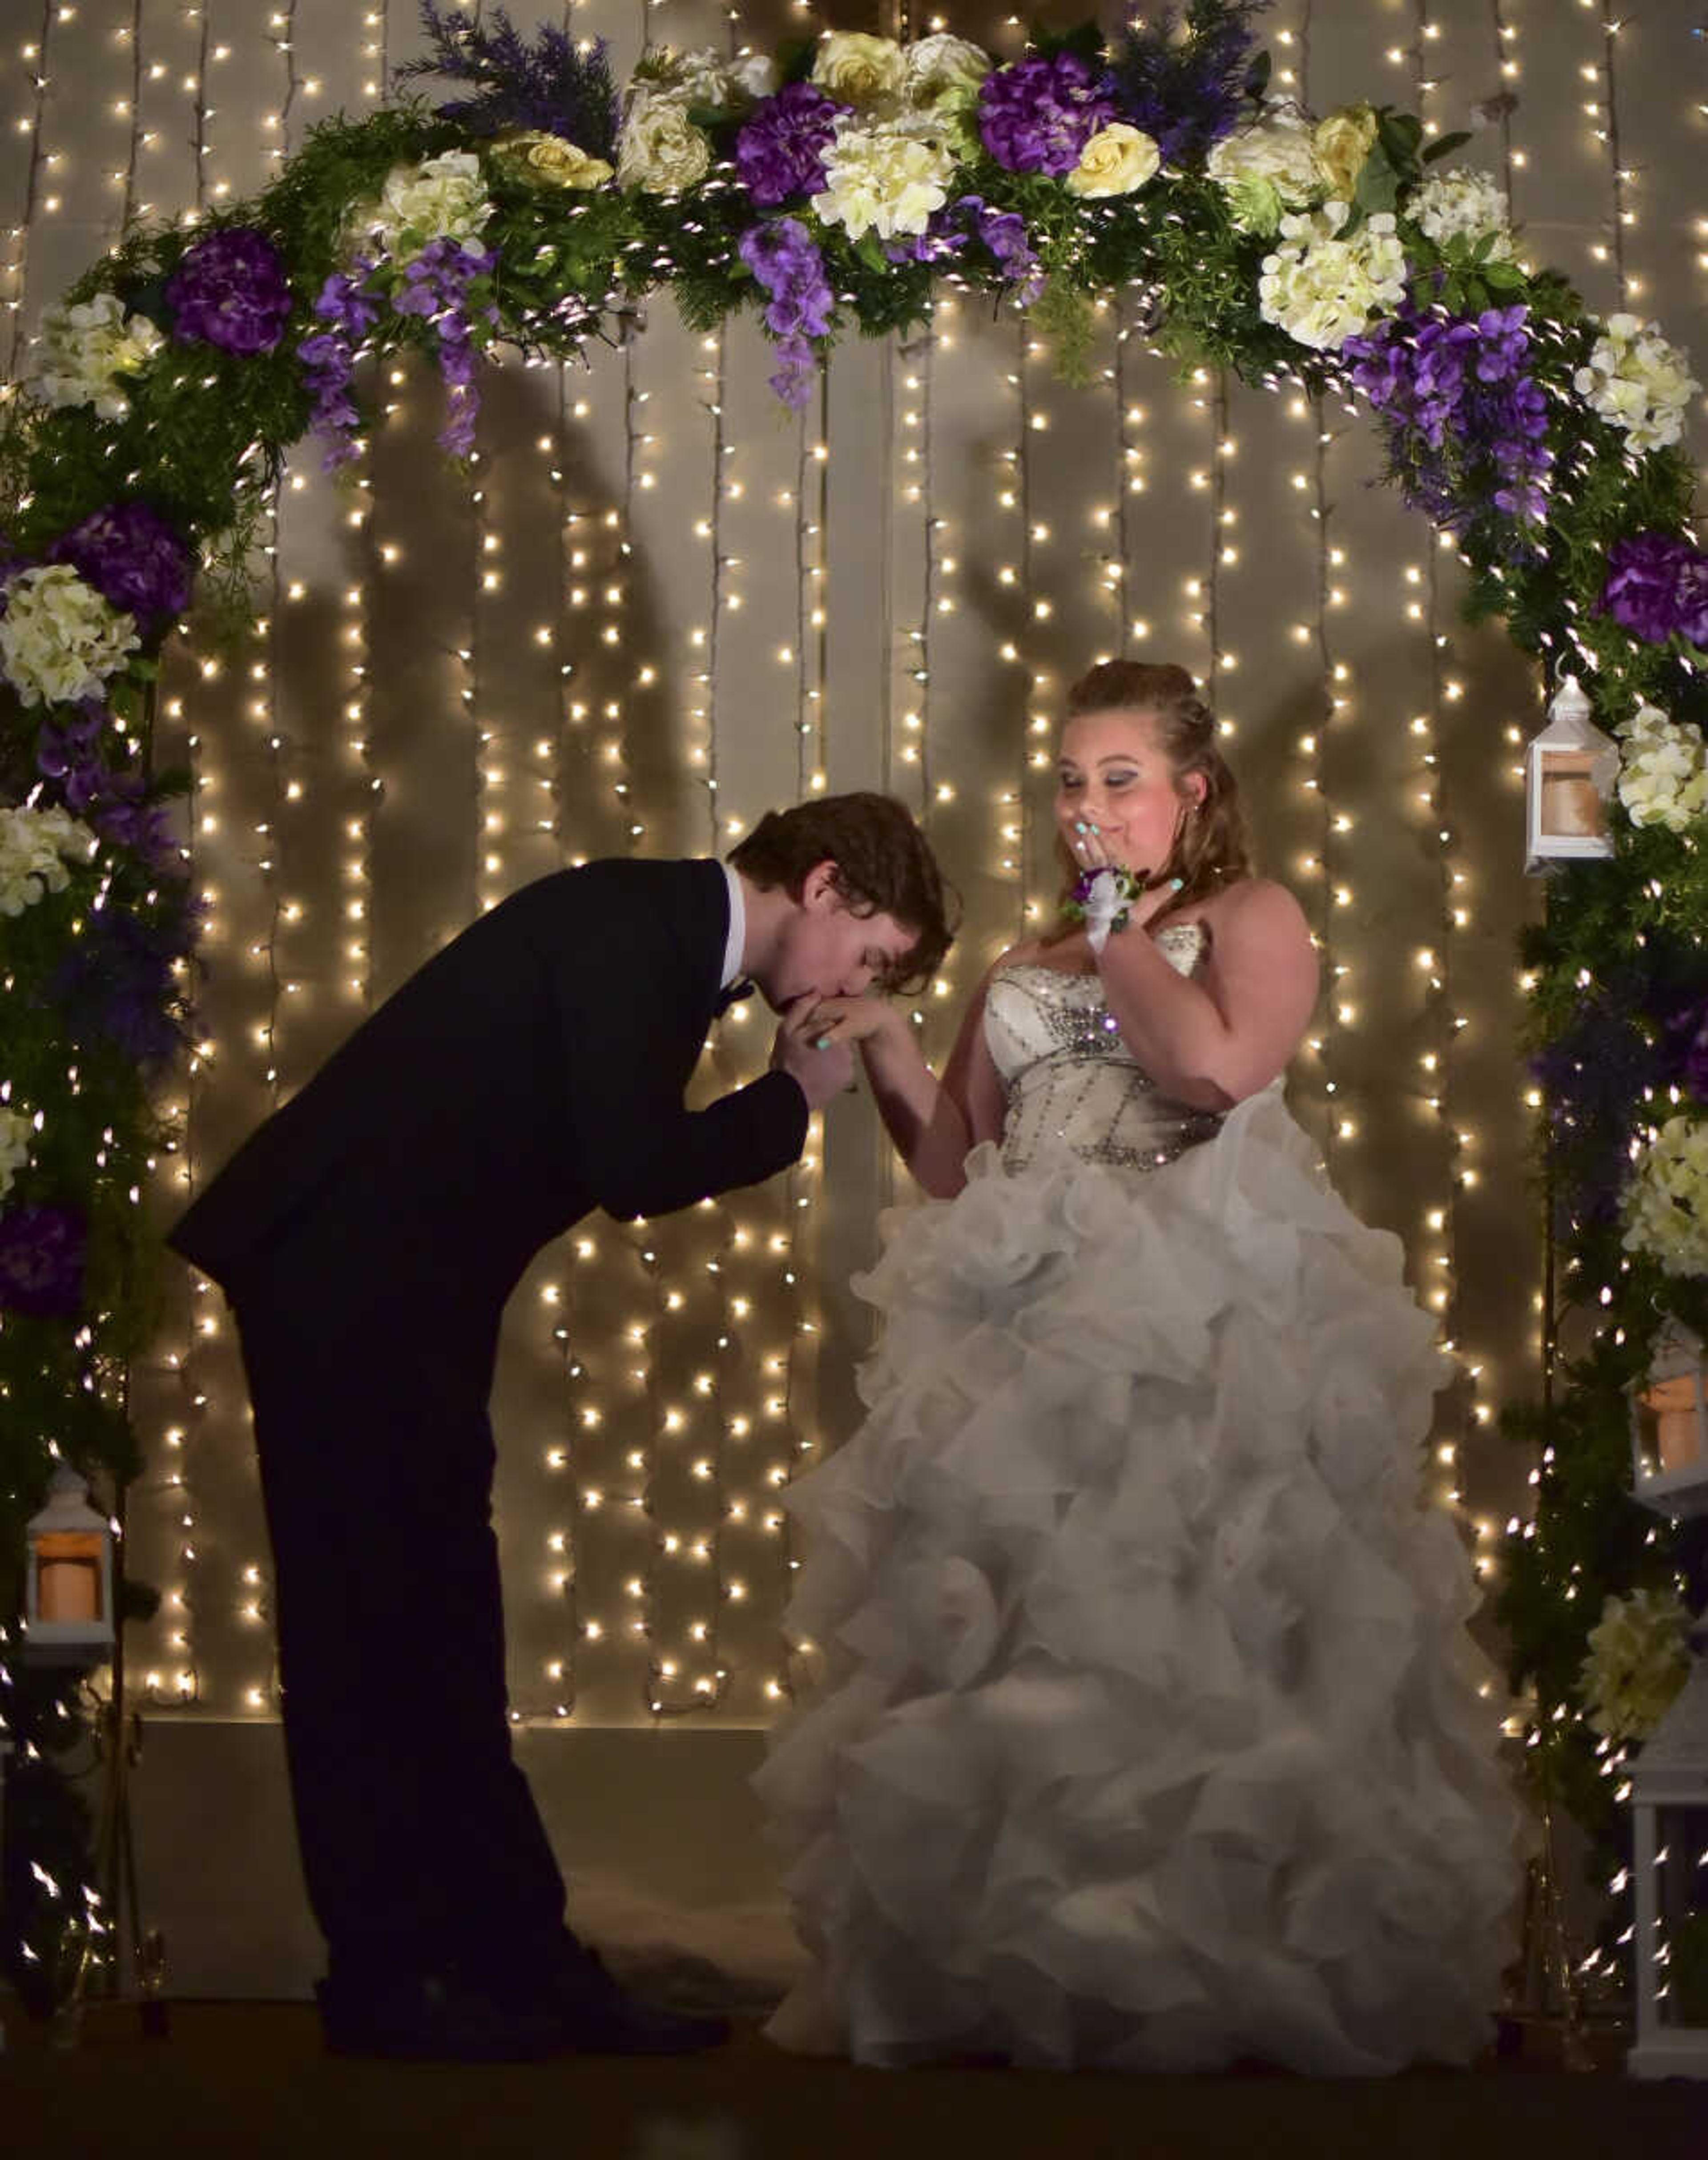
169;793;954;2063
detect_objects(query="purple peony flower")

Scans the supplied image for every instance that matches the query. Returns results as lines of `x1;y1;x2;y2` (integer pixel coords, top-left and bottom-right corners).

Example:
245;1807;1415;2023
978;51;1116;177
740;218;836;407
164;226;294;355
735;83;842;207
1600;531;1708;649
47;500;195;630
0;1205;87;1318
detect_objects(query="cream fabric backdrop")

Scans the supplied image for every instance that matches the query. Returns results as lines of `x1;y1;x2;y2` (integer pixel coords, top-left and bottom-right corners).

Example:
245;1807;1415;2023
4;0;1700;1829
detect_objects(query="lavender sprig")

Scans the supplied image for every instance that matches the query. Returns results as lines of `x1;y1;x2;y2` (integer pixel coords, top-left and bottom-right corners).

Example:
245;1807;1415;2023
1107;0;1273;167
394;2;618;159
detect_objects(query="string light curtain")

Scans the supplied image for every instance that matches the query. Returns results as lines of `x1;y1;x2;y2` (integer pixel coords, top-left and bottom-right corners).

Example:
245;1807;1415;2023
1;0;1698;1743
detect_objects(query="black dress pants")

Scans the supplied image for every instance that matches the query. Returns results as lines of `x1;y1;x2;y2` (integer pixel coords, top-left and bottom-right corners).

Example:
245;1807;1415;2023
234;1249;568;1990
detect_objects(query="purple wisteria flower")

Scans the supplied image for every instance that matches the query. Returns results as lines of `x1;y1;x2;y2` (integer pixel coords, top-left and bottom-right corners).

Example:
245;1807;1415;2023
0;1205;88;1318
1343;300;1552;536
740;218;834;409
47;501;195;630
299;260;383;469
164;226;294;355
394;238;500;459
977;52;1116;177
299;241;497;466
1600;531;1708;649
734;83;842;207
36;705;182;872
887;196;1044;306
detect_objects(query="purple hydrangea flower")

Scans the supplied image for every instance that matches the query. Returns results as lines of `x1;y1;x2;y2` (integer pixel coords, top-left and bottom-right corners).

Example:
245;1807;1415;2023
735;83;842;207
49;904;194;1065
47;501;194;630
0;1205;88;1318
978;52;1116;177
1344;300;1552;536
36;705;184;872
740;218;835;407
1600;531;1708;649
164;226;294;355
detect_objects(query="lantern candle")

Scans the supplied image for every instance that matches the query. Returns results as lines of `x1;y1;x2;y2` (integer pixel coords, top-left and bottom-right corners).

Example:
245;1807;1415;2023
36;1533;102;1622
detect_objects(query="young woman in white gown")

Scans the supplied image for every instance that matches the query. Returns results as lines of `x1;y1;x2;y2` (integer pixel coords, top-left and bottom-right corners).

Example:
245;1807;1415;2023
754;661;1527;2075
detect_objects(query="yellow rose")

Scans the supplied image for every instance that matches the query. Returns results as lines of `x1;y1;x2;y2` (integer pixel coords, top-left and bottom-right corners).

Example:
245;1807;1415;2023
1066;122;1162;200
811;32;906;111
491;131;614;190
1312;104;1379;199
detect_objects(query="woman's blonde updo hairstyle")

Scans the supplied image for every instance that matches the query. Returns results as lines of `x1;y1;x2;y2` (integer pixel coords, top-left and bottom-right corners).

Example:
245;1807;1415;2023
1047;660;1252;940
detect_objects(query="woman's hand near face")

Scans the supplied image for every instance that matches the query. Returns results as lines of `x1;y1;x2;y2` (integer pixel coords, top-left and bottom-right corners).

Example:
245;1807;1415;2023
803;993;899;1050
1068;816;1183;930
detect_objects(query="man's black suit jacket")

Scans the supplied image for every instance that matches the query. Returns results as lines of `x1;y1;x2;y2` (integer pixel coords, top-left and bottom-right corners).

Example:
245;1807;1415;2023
168;856;808;1312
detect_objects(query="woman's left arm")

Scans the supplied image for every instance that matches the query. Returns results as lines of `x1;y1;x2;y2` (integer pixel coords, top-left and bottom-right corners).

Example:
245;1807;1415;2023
1096;880;1319;1111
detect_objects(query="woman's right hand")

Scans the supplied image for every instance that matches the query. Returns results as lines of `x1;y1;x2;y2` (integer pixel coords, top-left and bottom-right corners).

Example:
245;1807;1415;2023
804;994;900;1052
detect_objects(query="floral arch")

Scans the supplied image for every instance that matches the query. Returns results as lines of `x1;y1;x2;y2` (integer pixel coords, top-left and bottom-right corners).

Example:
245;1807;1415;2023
0;0;1704;1998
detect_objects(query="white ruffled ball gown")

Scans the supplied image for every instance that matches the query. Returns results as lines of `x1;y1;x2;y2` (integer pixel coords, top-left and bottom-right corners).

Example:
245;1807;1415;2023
754;923;1527;2074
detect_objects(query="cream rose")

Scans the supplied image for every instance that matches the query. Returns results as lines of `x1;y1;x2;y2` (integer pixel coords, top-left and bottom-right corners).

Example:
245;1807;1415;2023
812;32;907;112
1205;110;1324;234
489;131;614;191
1313;104;1380;199
902;33;992;110
616;87;713;194
375;150;493;261
1067;122;1161;200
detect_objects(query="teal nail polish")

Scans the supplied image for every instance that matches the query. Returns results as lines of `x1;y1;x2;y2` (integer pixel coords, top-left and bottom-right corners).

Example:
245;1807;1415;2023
1169;877;1184;891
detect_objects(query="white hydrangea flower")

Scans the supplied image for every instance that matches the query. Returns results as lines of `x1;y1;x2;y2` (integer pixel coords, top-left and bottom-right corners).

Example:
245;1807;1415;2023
0;1102;36;1200
1579;1588;1692;1742
902;32;992;110
812;32;907;113
29;292;165;421
1205;108;1324;234
811;121;956;242
1408;166;1514;257
616;85;713;194
371;150;494;262
1258;201;1407;353
728;52;779;102
1617;701;1708;833
1574;312;1700;458
0;564;140;709
0;802;99;918
1623;1114;1708;1277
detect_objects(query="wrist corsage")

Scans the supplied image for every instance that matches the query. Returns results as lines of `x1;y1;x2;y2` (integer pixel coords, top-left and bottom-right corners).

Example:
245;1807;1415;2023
1064;865;1145;955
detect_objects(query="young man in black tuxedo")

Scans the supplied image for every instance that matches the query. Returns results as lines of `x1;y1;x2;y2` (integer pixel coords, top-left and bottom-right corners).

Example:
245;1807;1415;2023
168;793;954;2062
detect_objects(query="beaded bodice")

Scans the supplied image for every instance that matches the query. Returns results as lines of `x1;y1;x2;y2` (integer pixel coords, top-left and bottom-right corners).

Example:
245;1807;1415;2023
984;924;1224;1175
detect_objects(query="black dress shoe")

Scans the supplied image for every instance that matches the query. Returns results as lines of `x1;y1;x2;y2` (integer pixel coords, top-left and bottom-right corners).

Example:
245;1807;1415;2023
548;1942;730;2056
316;1967;565;2063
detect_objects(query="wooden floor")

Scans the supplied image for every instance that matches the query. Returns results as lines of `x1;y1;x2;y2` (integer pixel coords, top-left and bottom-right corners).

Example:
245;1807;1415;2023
3;2004;1704;2160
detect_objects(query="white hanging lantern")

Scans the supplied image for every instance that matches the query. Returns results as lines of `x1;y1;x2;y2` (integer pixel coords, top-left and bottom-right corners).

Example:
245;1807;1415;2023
1630;1321;1708;1508
1525;674;1618;871
21;1465;115;1664
1626;1341;1708;2079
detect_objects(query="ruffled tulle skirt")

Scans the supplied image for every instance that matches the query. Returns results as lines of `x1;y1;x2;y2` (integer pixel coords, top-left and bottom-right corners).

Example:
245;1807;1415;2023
754;1090;1527;2074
